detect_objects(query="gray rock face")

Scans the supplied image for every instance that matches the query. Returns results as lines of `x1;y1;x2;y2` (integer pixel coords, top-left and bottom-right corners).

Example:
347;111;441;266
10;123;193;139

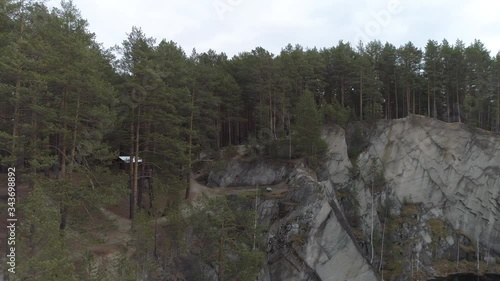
259;169;378;281
207;160;293;187
322;125;353;185
208;115;499;280
353;115;500;255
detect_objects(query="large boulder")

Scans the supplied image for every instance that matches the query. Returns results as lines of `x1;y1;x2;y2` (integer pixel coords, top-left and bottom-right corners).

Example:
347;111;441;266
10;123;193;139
207;160;294;187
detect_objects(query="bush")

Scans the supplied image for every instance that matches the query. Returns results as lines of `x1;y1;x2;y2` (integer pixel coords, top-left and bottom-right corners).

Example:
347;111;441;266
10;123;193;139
264;139;290;159
347;127;367;161
323;99;352;127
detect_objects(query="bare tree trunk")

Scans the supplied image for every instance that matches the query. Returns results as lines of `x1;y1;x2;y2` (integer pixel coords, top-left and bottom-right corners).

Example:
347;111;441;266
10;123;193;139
228;117;232;145
433;86;437;119
447;92;451;122
427;82;431;117
60;89;68;179
218;220;225;281
30;96;38;188
11;3;25;156
387;81;391;119
497;82;499;132
341;76;345;107
138;158;145;210
129;109;135;220
133;108;140;211
269;86;273;136
59;89;69;230
360;71;364;121
12;76;21;153
370;181;374;264
394;73;398;119
457;83;462;123
413;88;416;115
406;86;411;116
288;114;292;159
70;94;80;174
457;233;460;270
477;236;480;273
253;185;258;251
379;218;386;272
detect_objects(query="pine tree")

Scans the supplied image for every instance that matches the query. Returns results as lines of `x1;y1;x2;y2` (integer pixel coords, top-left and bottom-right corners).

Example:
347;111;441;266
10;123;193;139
397;42;422;117
423;40;442;119
292;89;326;159
17;184;77;281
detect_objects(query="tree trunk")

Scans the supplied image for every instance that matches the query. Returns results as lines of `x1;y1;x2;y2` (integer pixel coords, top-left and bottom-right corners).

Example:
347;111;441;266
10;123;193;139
427;82;431;117
138;159;145;210
379;218;386;272
60;89;68;179
129;110;135;220
341;76;345;107
133;108;140;211
218;220;225;281
30;96;38;188
70;94;80;174
253;186;258;250
269;85;273;136
228;117;232;146
456;77;461;123
406;86;411;116
360;71;363;121
12;6;25;156
456;233;460;270
497;82;500;133
185;82;196;199
387;80;391;119
394;73;398;119
477;236;480;273
288;114;292;159
370;181;374;264
59;89;69;230
433;86;437;119
413;87;416;115
447;92;451;122
12;74;21;153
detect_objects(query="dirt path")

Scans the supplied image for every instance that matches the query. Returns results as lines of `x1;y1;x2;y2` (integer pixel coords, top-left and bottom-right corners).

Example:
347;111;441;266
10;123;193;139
84;172;289;260
188;173;289;201
99;207;132;245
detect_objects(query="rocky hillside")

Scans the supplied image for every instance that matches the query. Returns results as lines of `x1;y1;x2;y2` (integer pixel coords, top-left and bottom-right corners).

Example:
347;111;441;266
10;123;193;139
209;115;500;281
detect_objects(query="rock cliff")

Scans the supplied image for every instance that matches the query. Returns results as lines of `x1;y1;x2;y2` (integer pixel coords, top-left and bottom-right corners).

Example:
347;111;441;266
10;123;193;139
208;115;500;281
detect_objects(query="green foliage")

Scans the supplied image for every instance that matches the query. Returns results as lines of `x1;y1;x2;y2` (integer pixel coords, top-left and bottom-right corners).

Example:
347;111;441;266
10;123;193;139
263;139;289;159
347;126;367;162
244;134;260;158
190;196;265;281
323;98;352;127
1;0;500;278
16;185;77;281
130;210;158;279
293;89;328;159
336;188;361;228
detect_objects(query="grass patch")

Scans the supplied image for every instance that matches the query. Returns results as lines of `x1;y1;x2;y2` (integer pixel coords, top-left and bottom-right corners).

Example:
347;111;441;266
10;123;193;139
401;204;419;217
427;218;446;238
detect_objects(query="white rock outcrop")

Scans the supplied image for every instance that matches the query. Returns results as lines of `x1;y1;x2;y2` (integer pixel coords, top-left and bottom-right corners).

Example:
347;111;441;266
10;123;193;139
354;115;500;254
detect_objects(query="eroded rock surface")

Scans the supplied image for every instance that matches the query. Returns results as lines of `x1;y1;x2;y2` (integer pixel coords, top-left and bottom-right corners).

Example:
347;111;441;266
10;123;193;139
259;169;378;281
207;115;499;281
354;115;500;254
207;160;293;187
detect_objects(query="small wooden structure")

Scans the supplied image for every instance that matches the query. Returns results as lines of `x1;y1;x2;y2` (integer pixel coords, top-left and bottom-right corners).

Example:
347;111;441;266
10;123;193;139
115;156;143;169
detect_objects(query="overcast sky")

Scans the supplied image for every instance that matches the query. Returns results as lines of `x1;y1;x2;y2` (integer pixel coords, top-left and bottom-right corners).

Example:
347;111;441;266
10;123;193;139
47;0;500;58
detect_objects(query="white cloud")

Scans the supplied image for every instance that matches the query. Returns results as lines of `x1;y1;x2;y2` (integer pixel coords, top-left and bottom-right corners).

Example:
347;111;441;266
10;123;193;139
46;0;500;56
